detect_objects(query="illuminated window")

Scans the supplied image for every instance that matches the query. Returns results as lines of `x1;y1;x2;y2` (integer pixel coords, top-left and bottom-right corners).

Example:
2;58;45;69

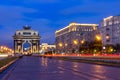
109;22;112;25
104;21;107;26
116;21;119;24
72;28;74;31
106;34;110;42
72;28;76;31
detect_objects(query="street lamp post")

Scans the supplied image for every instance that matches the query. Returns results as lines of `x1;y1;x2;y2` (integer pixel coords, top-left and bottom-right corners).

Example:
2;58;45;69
73;39;78;53
65;43;68;53
58;42;63;53
95;35;101;41
102;46;106;54
95;34;102;54
81;40;85;44
80;39;85;53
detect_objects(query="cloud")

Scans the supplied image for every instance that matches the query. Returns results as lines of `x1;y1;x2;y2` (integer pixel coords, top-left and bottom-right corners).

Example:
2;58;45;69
0;5;55;46
25;19;54;33
60;1;120;15
22;0;60;4
0;0;120;47
0;5;37;27
26;18;55;44
58;0;120;26
0;5;38;40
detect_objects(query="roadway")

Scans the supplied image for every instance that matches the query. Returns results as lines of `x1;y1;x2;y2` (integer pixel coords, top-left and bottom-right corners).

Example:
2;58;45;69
1;56;120;80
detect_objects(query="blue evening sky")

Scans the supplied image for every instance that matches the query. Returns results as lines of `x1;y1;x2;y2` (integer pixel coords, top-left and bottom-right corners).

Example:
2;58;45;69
0;0;120;48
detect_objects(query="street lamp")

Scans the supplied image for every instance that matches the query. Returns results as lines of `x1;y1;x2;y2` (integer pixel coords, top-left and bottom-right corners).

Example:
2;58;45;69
95;34;102;54
80;39;85;53
81;40;85;44
73;39;78;45
102;46;106;54
65;43;68;53
58;42;63;53
65;43;68;46
58;43;63;47
73;39;79;53
95;35;101;41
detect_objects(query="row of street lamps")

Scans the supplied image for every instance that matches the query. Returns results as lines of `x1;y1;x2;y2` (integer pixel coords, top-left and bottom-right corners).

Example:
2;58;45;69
57;34;114;54
0;46;14;54
57;34;103;54
58;39;85;47
58;39;86;53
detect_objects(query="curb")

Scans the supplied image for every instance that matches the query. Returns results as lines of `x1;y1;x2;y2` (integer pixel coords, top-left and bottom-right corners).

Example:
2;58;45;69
0;58;18;73
2;57;22;80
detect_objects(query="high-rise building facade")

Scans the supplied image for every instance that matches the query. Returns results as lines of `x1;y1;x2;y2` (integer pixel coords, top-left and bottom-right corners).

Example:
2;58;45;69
55;22;98;53
100;15;120;45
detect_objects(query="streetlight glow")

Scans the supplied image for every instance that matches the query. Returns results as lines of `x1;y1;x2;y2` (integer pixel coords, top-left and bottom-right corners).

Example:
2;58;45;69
95;35;101;41
106;35;110;40
73;40;78;45
58;43;63;47
81;40;85;44
0;46;14;54
65;43;68;46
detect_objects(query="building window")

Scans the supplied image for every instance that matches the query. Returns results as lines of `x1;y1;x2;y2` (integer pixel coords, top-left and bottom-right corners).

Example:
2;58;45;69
106;34;110;41
72;28;74;31
23;32;31;35
80;33;83;36
18;32;21;35
106;28;110;31
104;21;107;26
76;34;80;36
109;22;112;25
77;29;79;31
106;39;110;42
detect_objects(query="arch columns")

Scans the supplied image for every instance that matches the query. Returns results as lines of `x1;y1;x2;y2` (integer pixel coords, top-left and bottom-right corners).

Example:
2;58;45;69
13;26;40;54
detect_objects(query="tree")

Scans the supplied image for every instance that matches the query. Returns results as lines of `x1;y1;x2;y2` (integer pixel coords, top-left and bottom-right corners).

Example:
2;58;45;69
114;44;120;53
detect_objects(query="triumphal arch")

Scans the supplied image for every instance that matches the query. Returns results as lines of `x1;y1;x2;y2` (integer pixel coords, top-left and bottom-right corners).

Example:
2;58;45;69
13;26;40;54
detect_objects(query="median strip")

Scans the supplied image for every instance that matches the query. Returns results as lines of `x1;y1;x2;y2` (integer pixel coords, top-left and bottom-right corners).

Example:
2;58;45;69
46;56;120;67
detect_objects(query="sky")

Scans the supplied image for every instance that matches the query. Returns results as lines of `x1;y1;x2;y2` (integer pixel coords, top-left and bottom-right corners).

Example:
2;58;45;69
0;0;120;48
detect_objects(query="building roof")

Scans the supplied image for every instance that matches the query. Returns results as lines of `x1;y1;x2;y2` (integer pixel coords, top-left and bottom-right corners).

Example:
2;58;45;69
55;22;98;33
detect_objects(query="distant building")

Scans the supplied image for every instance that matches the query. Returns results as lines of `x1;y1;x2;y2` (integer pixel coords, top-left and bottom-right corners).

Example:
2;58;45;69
55;22;98;53
100;15;120;45
40;43;56;54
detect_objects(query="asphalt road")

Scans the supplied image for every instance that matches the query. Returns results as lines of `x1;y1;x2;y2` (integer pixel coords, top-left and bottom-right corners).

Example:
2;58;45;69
2;56;120;80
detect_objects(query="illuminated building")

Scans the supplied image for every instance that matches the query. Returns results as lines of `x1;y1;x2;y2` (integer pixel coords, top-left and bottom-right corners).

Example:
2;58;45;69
40;43;56;54
55;22;98;53
100;15;120;45
0;46;14;56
